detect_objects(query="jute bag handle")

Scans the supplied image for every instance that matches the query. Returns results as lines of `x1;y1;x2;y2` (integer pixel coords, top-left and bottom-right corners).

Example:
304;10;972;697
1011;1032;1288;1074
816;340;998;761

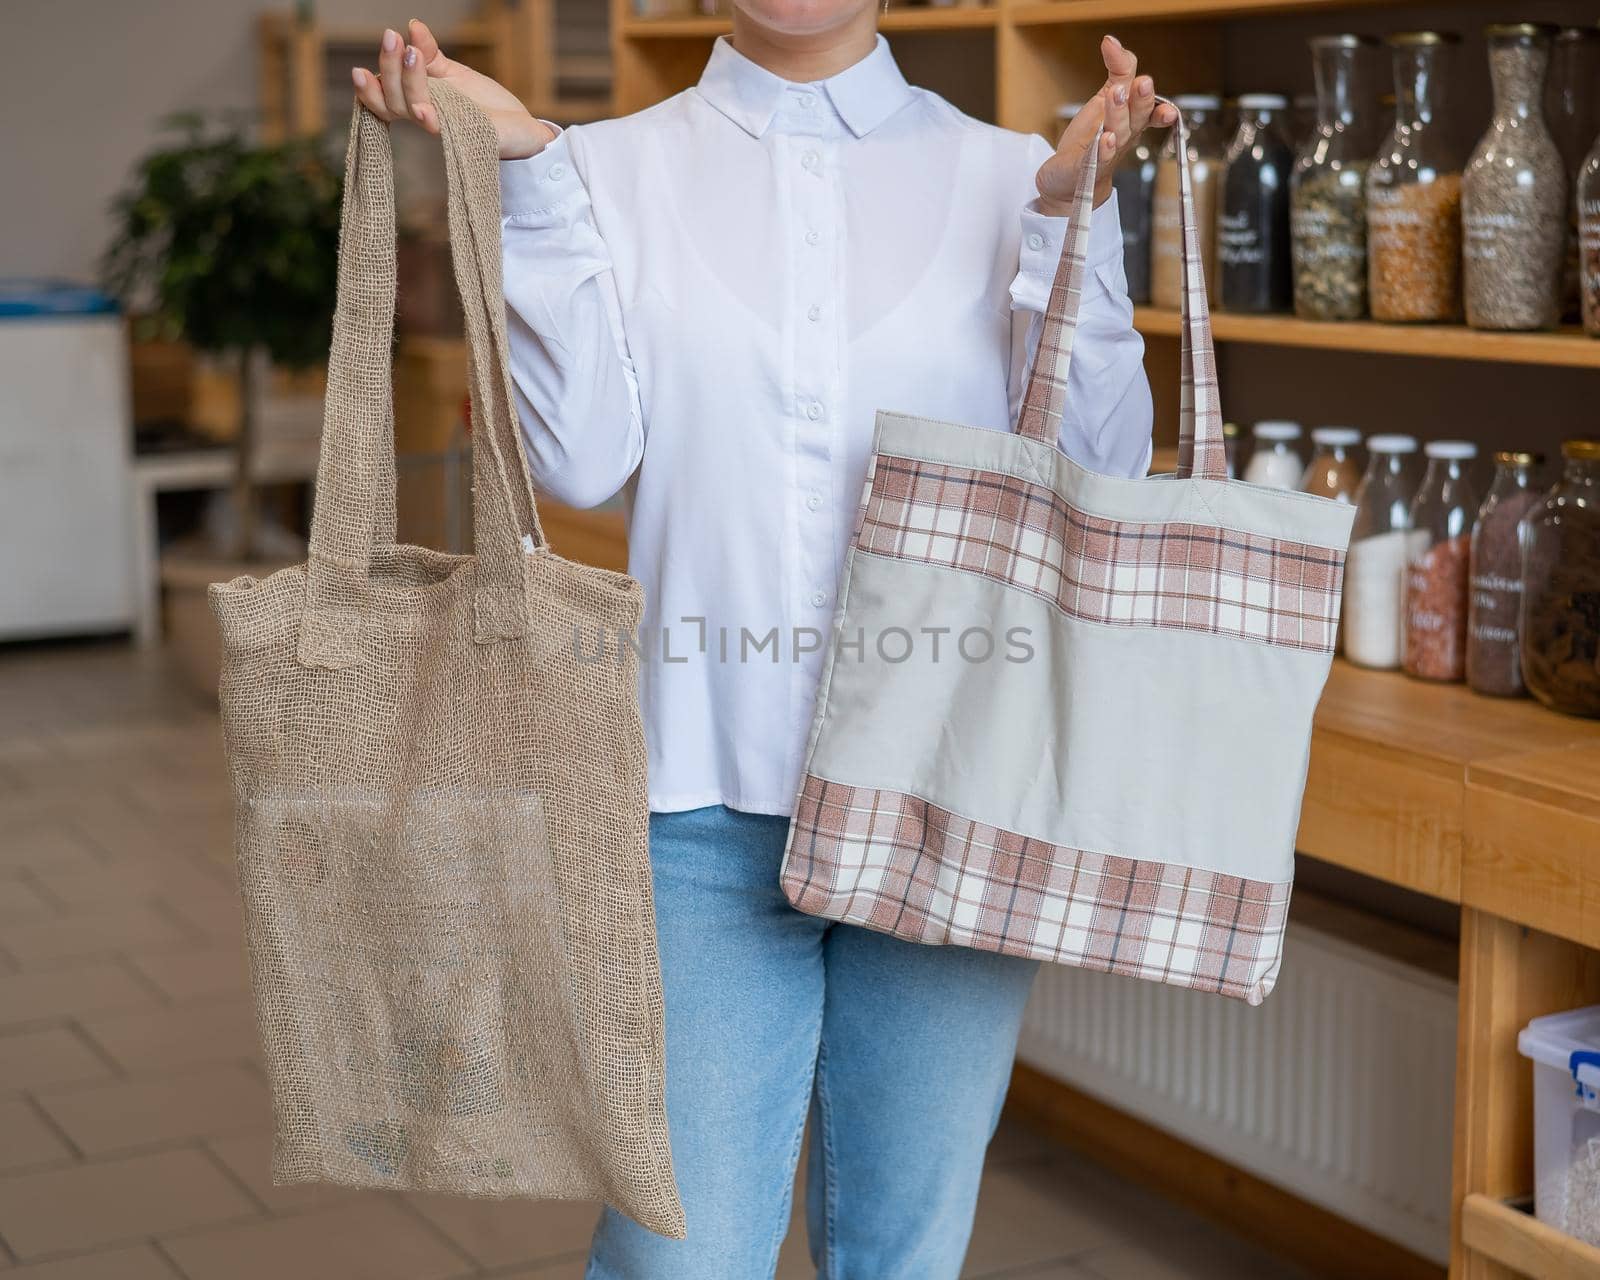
1016;99;1227;482
299;86;547;669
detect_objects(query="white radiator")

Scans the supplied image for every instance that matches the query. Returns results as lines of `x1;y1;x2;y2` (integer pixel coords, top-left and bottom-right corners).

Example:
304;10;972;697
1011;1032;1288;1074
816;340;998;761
1017;916;1457;1264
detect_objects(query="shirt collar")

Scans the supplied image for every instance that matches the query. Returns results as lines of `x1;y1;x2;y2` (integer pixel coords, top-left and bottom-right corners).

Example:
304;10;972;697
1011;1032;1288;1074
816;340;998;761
695;34;914;140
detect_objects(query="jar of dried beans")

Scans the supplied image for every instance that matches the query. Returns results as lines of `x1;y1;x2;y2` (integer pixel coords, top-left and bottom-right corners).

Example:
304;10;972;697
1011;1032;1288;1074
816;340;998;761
1292;35;1378;320
1344;434;1419;669
1367;32;1464;323
1113;126;1161;305
1521;440;1600;718
1220;95;1295;313
1403;441;1478;682
1463;24;1566;331
1467;451;1543;697
1152;95;1223;310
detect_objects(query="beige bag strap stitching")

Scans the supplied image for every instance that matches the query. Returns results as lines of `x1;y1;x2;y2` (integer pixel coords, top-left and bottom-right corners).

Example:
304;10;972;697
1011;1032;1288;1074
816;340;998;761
299;94;545;668
1015;100;1227;482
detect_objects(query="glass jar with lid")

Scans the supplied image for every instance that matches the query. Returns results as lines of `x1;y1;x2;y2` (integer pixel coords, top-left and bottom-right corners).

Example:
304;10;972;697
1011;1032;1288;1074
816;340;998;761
1219;94;1295;313
1467;451;1543;696
1551;28;1600;321
1367;32;1465;322
1114;126;1162;305
1243;419;1304;489
1520;440;1600;717
1582;130;1600;337
1292;35;1378;320
1403;441;1478;682
1301;427;1364;501
1344;435;1419;668
1152;95;1224;310
1462;24;1565;331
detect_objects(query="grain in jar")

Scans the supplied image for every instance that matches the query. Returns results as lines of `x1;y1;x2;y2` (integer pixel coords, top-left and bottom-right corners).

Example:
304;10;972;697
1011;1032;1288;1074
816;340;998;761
1243;420;1304;489
1367;32;1465;323
1462;24;1566;331
1344;435;1419;669
1403;441;1478;682
1467;451;1543;697
1152;95;1223;309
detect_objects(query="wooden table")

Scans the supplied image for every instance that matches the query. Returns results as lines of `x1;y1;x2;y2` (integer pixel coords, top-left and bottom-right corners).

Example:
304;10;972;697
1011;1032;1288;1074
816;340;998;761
1298;665;1600;1279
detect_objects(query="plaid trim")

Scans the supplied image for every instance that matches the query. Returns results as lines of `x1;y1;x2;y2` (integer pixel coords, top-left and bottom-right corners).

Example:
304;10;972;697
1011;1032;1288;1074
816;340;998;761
856;454;1344;652
783;776;1289;1005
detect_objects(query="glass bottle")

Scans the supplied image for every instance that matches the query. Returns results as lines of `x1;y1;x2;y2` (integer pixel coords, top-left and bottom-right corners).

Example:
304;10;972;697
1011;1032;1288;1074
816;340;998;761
1152;95;1223;310
1292;94;1319;151
1344;435;1419;669
1367;32;1464;323
1292;35;1377;320
1301;427;1364;501
1550;29;1600;322
1219;94;1294;313
1467;451;1543;697
1222;421;1242;479
1463;24;1566;331
1583;131;1600;337
1521;441;1600;717
1402;441;1478;682
1114;127;1162;305
1243;420;1303;489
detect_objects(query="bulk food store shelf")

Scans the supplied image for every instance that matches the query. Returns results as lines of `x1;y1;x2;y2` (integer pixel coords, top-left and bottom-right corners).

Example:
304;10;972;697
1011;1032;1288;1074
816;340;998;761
1134;308;1600;371
1460;1196;1600;1280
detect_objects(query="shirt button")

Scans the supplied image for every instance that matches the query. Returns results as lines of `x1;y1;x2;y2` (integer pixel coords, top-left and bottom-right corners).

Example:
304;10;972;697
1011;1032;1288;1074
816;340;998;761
797;92;816;109
811;591;828;608
806;491;823;510
1027;232;1046;251
807;304;822;322
802;149;820;170
548;163;567;181
806;402;823;421
804;230;820;246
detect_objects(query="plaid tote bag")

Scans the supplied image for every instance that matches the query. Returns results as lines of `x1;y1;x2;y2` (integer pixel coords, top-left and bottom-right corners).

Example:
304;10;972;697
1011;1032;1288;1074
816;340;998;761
780;103;1355;1005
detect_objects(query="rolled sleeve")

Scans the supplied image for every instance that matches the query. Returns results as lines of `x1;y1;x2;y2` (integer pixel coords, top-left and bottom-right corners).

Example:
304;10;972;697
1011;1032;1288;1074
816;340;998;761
499;124;584;220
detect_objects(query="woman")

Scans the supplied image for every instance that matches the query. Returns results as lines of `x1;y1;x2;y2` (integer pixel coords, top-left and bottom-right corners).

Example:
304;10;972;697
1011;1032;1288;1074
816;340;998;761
354;7;1173;1276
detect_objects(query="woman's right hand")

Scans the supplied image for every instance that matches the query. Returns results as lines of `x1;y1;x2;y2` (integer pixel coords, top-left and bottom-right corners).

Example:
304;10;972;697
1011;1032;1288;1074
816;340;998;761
352;19;556;160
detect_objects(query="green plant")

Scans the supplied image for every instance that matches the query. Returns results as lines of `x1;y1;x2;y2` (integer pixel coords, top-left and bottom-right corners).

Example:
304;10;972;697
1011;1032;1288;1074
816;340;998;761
103;114;343;558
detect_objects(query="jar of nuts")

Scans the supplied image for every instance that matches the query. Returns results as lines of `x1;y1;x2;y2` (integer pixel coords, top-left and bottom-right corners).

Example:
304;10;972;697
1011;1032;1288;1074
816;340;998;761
1366;32;1465;323
1521;441;1600;718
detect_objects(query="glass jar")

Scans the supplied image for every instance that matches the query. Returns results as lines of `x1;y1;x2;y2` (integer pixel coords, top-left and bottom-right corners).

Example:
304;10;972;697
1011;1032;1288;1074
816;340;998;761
1463;24;1566;331
1367;32;1464;323
1292;94;1319;150
1223;421;1242;479
1403;441;1478;682
1152;95;1223;310
1220;95;1295;313
1521;441;1600;717
1551;29;1600;321
1243;419;1304;489
1580;128;1600;337
1292;35;1378;320
1301;427;1364;501
1114;127;1162;305
1344;435;1420;669
1467;451;1544;696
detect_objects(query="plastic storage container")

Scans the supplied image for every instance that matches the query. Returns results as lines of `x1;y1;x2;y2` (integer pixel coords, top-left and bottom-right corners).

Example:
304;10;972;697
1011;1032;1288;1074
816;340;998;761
1518;1005;1600;1247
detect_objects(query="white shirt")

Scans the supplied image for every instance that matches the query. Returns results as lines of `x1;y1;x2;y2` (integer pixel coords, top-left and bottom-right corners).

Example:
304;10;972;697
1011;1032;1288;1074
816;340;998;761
500;34;1152;815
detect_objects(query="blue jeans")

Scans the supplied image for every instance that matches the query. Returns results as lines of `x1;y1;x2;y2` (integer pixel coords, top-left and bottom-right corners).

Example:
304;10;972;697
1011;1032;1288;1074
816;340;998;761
586;805;1040;1280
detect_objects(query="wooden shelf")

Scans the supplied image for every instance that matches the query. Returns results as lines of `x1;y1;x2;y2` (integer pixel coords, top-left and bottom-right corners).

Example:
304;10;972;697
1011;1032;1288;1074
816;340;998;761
1461;1195;1600;1280
1133;308;1600;370
1010;0;1395;23
621;4;997;39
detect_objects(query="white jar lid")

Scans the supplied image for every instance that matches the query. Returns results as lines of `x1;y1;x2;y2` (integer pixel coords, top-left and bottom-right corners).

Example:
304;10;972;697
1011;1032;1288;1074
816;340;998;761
1253;419;1303;441
1056;102;1086;120
1367;433;1419;453
1238;93;1290;110
1173;93;1222;110
1424;440;1478;460
1311;426;1363;446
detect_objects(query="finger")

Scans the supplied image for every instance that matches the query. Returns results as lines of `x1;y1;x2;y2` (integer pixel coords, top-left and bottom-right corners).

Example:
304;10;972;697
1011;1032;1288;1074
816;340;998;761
408;18;450;75
1101;33;1137;86
1153;100;1179;127
401;41;433;126
351;67;394;122
1128;74;1157;135
378;27;408;117
1103;83;1132;150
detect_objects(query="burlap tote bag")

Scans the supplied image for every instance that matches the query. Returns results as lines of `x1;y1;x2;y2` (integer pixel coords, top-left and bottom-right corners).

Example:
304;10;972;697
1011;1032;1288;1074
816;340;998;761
781;103;1355;1006
210;89;682;1236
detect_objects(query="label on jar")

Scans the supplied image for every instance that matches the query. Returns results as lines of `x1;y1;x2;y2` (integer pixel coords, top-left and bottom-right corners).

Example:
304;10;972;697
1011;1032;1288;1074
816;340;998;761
1582;196;1600;333
1462;210;1525;263
1218;209;1264;267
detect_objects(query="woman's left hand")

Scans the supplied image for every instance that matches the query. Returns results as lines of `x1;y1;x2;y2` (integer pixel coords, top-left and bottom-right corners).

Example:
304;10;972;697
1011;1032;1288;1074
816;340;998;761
1036;35;1179;215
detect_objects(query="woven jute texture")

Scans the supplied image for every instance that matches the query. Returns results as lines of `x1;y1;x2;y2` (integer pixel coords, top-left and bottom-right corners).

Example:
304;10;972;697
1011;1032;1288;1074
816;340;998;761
209;88;682;1238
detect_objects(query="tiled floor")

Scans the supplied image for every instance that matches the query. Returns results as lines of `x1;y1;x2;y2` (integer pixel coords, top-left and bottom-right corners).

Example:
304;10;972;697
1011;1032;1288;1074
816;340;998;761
0;641;1309;1279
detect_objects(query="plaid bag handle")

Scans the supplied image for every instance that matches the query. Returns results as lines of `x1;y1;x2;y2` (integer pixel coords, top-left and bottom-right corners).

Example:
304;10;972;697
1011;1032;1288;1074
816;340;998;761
1016;99;1227;482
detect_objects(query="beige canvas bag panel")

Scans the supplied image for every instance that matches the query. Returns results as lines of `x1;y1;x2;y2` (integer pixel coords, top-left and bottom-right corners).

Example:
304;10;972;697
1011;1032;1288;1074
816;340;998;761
781;101;1355;1006
210;88;682;1237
